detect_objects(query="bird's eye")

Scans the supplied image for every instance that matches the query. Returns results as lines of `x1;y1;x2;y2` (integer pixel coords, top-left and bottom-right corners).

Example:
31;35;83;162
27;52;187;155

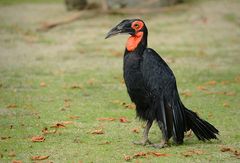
134;24;139;28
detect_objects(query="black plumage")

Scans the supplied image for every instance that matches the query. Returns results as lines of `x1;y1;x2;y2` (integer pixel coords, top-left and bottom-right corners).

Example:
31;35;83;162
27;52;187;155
106;19;218;148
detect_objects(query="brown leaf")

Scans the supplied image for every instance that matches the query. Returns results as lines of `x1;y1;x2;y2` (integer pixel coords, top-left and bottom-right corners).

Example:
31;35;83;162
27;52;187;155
40;81;47;87
132;128;139;133
235;75;240;83
61;121;73;125
31;155;49;160
70;84;83;89
42;127;56;135
197;85;208;91
225;91;236;96
8;151;16;157
112;100;135;109
7;104;17;109
133;152;147;158
1;136;11;140
220;80;230;85
97;117;116;121
220;146;240;159
124;155;132;161
181;91;192;97
123;103;136;109
181;150;204;157
50;123;66;128
98;141;111;145
87;79;96;86
220;147;231;152
205;80;217;86
69;115;80;119
91;129;104;135
31;136;45;142
64;99;71;108
148;152;171;157
205;91;236;96
12;160;22;163
223;101;230;108
119;117;128;123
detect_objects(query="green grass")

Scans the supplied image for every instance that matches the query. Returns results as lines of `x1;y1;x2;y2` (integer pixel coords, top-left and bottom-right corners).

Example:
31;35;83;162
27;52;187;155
0;0;240;162
0;0;62;5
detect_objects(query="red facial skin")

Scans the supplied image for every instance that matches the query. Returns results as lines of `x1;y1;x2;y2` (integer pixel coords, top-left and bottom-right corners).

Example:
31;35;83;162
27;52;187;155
126;21;144;52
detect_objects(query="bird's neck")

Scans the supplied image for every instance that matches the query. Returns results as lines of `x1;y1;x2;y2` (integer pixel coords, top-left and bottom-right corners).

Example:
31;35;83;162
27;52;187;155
126;31;147;54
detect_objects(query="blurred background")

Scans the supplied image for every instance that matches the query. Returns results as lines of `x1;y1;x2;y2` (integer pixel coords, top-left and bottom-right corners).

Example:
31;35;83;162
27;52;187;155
0;0;239;162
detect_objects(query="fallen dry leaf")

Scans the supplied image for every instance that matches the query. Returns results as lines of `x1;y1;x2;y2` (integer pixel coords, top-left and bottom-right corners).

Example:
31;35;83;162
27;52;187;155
124;155;132;161
148;151;171;157
197;85;208;91
98;141;111;145
111;100;135;109
220;146;240;159
31;136;45;142
235;75;240;83
40;81;47;87
12;160;22;163
124;103;136;109
87;79;96;86
91;129;104;135
31;155;49;160
69;115;80;119
205;80;217;86
205;91;236;96
220;80;230;85
225;91;236;96
223;101;230;108
61;121;73;125
181;149;204;157
119;117;128;123
1;136;11;140
64;99;71;108
133;152;147;158
50;123;66;128
70;84;83;89
42;127;56;135
97;117;116;121
8;151;16;157
7;104;17;108
181;91;192;97
132;128;139;133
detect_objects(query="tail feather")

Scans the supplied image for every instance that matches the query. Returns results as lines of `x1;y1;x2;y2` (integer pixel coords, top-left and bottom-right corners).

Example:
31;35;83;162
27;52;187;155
185;108;219;141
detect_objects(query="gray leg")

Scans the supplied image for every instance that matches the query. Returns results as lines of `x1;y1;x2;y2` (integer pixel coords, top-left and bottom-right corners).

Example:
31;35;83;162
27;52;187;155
133;120;153;146
149;121;169;148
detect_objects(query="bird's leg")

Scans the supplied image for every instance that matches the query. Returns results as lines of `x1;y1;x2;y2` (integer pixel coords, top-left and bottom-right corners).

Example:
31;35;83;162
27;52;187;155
133;120;153;146
149;120;169;148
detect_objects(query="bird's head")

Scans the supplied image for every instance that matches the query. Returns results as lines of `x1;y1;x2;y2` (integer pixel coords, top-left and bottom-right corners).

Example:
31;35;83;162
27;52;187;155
105;19;148;52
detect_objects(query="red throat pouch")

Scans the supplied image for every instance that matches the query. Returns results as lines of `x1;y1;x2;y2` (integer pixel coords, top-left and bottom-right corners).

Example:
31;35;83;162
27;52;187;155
126;32;143;52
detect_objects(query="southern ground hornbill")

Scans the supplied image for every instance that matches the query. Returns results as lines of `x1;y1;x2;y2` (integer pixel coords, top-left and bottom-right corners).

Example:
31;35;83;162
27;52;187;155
105;19;218;148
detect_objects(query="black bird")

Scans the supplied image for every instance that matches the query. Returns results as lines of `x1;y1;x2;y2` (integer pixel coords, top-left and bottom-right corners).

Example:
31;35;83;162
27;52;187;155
105;19;218;148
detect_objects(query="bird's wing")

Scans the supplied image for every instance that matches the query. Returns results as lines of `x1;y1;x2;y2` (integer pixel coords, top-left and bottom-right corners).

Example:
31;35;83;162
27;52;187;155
142;48;185;142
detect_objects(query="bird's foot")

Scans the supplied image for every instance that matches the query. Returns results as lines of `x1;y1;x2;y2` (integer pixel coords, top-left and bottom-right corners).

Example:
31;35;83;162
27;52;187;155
133;139;152;146
147;141;169;149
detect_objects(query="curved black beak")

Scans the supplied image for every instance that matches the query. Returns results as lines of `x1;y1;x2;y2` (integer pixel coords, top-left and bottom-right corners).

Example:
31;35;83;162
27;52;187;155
105;20;135;39
105;26;123;39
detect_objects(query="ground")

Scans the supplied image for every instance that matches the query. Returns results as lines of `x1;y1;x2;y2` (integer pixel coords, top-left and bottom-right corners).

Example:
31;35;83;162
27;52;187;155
0;0;240;162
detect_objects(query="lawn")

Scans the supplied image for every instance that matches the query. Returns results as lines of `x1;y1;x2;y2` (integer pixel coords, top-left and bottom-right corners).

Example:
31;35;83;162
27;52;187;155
0;0;240;162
